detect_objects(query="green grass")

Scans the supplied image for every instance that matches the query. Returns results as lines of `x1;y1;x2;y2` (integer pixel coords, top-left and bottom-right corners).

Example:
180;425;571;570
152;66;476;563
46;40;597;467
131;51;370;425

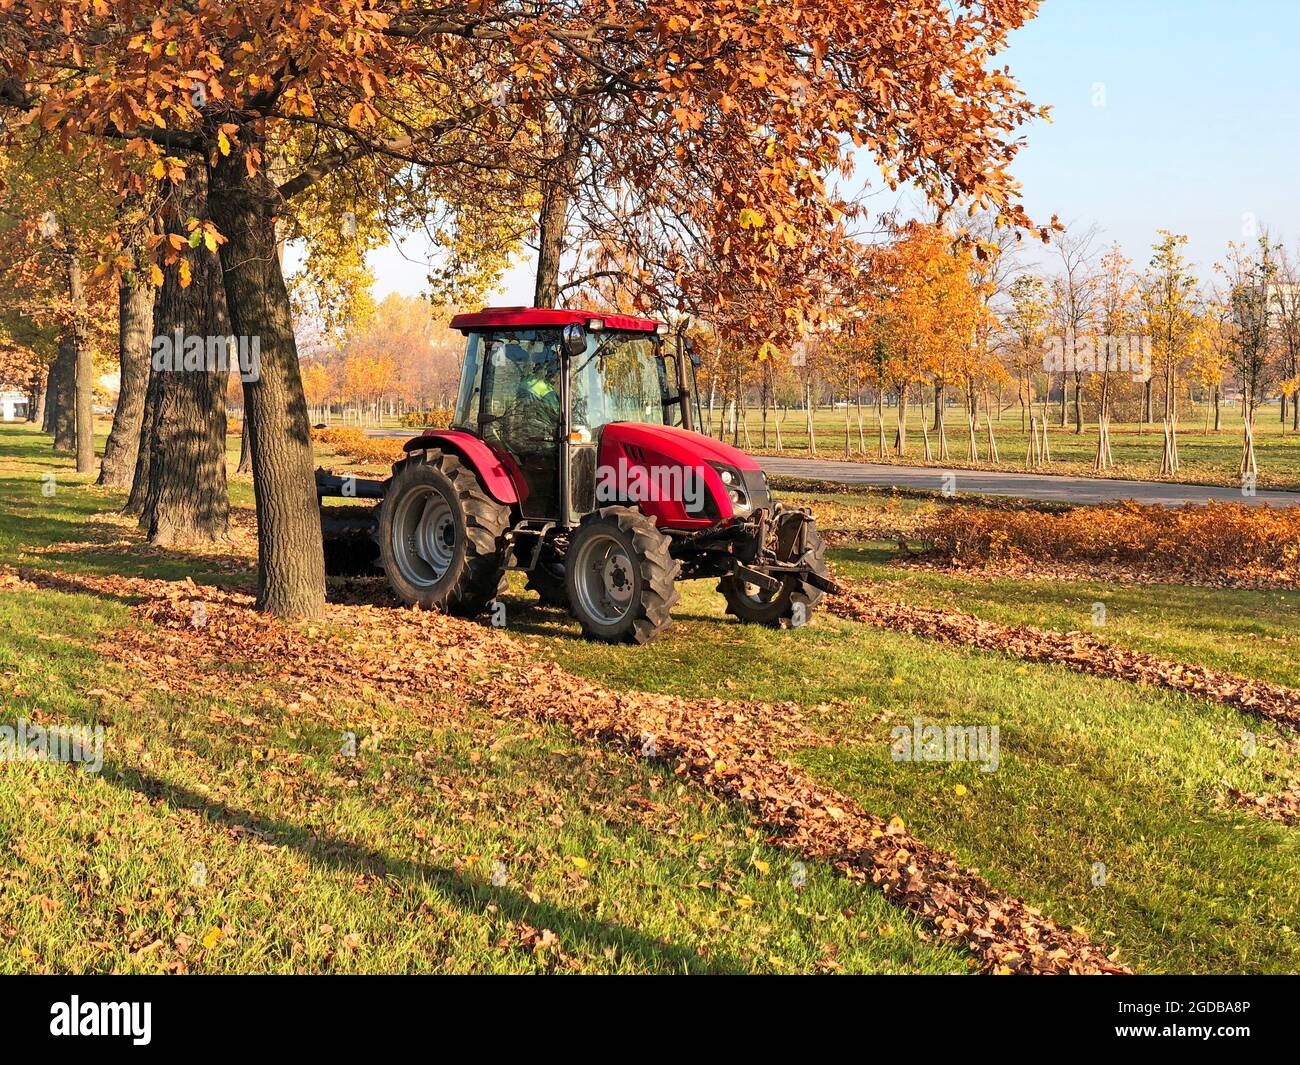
833;540;1300;688
774;483;1300;689
5;420;1298;974
0;421;254;585
507;578;1300;974
0;423;965;974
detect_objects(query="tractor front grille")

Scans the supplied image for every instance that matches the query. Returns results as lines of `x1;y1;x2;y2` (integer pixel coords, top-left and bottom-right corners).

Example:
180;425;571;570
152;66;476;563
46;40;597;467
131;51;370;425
740;468;772;511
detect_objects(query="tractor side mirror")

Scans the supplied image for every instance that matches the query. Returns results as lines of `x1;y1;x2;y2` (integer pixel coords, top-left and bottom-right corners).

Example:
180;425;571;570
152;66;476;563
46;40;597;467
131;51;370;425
561;322;587;358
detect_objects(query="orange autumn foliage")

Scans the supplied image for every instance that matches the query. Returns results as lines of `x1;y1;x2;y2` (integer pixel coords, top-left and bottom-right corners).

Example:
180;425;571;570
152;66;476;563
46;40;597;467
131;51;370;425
916;501;1300;586
311;427;404;467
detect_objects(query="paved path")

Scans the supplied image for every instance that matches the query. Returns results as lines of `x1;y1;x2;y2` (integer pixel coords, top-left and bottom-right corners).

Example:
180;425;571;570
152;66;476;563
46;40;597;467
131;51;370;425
367;429;1299;507
758;455;1300;507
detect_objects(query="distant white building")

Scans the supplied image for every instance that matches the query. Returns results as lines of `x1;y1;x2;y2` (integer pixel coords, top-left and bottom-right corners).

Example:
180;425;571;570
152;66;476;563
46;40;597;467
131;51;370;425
1;391;28;421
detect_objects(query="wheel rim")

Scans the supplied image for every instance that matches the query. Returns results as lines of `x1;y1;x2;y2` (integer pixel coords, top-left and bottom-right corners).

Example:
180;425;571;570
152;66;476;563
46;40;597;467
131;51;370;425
572;532;637;626
738;579;779;606
391;485;456;588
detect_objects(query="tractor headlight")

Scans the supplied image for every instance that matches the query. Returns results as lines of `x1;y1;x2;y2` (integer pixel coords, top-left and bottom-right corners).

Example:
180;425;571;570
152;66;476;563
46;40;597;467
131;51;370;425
710;463;751;515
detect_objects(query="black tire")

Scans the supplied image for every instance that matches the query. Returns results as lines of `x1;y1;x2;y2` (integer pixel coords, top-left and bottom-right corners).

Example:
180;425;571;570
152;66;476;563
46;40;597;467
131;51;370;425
376;450;510;616
565;506;679;643
718;518;827;628
525;546;569;608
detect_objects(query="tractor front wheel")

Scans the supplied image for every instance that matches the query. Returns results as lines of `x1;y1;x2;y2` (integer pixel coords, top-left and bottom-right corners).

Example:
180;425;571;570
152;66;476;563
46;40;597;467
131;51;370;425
566;507;679;643
376;451;510;616
718;518;827;628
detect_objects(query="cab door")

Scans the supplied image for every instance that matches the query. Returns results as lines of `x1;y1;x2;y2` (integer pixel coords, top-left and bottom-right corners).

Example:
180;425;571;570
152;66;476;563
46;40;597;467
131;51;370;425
476;329;562;519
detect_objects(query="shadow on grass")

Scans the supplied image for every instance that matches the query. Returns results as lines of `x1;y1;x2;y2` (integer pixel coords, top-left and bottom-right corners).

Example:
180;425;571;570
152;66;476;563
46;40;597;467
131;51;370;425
0;429;73;469
492;596;727;642
105;763;745;974
20;552;253;597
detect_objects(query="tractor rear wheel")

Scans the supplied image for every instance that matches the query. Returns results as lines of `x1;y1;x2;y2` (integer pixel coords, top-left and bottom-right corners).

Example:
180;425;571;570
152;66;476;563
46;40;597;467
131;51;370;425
718;518;827;628
377;451;510;616
566;506;679;643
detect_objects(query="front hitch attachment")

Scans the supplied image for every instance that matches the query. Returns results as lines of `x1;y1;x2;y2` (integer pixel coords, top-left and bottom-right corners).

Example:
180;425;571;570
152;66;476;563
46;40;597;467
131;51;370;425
803;569;840;595
768;507;841;595
733;564;783;594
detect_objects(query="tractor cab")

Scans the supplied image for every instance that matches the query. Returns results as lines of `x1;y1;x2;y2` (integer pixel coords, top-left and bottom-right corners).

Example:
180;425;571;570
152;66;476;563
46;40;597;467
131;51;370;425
446;308;701;524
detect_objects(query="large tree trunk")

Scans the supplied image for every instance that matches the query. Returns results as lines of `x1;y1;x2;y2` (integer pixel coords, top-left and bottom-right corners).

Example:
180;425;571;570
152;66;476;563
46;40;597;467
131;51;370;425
69;255;95;474
41;363;55;432
895;384;909;456
51;335;76;452
30;379;45;424
124;364;160;517
533;103;592;308
142;164;229;545
99;273;155;487
210;132;325;619
236;418;252;474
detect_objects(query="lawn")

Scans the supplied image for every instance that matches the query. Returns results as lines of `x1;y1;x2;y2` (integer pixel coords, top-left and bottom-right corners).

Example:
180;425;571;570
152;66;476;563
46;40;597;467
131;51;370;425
2;421;1296;974
514;579;1299;974
0;423;963;974
779;484;1300;688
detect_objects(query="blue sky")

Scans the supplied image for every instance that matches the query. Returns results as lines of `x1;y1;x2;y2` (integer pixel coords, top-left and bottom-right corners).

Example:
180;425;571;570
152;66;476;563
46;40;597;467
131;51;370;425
357;0;1300;303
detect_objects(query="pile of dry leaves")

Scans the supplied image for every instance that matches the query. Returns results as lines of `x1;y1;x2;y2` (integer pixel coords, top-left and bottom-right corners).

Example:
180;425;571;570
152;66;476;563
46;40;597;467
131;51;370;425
16;565;1129;974
311;427;405;467
913;500;1300;588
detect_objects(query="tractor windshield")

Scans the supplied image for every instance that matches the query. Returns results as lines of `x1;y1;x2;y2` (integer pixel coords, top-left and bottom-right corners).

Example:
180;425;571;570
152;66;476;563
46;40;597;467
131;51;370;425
451;326;690;441
570;332;679;433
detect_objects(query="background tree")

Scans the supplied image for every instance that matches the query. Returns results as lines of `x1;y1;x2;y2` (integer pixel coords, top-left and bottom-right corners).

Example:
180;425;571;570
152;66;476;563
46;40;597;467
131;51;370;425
97;195;157;489
1142;230;1198;475
1188;294;1232;435
1272;243;1300;431
1049;223;1099;434
1221;234;1279;478
1092;244;1136;469
0;132;115;471
1004;273;1052;433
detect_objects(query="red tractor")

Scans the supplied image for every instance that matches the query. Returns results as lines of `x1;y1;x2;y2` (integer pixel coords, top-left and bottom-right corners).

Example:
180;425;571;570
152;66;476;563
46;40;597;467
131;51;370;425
317;307;834;642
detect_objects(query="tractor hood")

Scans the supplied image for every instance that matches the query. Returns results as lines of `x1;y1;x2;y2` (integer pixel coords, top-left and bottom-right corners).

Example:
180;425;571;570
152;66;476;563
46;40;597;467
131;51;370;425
600;422;763;472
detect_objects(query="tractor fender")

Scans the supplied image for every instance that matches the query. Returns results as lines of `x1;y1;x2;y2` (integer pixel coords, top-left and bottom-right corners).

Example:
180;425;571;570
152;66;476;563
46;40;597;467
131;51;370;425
400;430;520;505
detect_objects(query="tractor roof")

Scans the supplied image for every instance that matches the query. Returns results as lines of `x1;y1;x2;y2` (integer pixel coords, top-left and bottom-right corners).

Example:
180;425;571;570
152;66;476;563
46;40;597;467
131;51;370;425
448;307;661;334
